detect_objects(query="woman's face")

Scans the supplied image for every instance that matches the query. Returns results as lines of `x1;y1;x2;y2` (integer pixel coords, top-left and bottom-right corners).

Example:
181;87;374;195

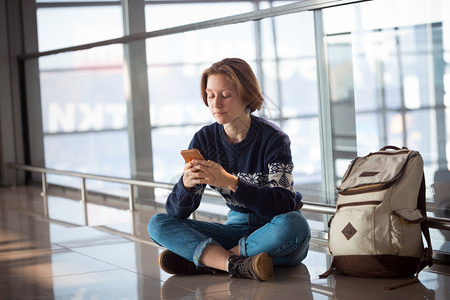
205;74;248;125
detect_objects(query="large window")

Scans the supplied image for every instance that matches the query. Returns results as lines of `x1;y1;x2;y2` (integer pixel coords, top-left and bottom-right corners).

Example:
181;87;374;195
37;4;128;193
37;4;123;51
34;0;450;250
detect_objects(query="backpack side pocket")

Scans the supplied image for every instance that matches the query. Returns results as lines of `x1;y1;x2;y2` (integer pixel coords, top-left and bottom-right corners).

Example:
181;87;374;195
390;209;425;257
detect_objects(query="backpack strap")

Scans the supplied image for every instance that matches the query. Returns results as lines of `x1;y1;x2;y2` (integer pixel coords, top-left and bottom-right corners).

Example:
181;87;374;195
385;175;433;291
319;259;335;279
380;145;408;151
417;174;433;269
319;215;336;278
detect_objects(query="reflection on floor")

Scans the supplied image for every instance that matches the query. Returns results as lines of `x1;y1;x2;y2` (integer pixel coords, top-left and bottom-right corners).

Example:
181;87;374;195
1;185;448;299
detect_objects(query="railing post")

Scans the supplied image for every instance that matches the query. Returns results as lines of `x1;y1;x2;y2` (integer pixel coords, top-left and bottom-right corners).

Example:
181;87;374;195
41;172;49;218
129;184;135;212
81;177;88;226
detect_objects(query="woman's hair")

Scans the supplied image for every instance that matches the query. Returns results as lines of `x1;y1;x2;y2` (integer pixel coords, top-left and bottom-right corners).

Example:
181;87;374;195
200;58;263;112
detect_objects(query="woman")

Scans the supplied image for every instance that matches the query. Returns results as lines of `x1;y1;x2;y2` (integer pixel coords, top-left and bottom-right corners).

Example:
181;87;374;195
148;58;310;281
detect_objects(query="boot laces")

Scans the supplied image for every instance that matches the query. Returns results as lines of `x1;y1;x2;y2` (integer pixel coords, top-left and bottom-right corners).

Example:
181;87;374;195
230;256;255;278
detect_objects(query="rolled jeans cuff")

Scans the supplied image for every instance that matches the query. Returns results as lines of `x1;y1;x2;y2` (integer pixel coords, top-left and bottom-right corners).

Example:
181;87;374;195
238;237;247;257
193;238;218;267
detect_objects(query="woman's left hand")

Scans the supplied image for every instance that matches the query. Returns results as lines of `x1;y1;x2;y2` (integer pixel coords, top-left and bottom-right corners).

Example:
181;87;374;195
189;160;238;192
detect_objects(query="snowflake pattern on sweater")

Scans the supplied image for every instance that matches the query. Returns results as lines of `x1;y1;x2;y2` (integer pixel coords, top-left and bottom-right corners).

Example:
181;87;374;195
212;162;295;208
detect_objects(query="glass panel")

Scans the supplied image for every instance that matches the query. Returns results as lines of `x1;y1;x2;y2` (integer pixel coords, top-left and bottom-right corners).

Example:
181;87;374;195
354;113;380;157
36;5;123;51
151;126;200;184
261;12;321;201
145;2;254;32
323;0;450;258
147;61;213;128
39;45;128;194
37;0;119;2
260;12;318;118
146;23;255;65
283;116;323;232
260;1;299;8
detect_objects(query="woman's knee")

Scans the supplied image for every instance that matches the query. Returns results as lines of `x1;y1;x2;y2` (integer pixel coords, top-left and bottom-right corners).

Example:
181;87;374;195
272;211;311;242
271;212;311;265
274;211;309;229
147;213;171;239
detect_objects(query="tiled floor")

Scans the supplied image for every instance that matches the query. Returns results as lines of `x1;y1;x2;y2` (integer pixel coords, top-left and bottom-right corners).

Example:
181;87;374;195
1;185;449;299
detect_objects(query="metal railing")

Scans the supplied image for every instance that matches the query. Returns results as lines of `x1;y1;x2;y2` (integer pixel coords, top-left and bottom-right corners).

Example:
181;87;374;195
8;163;450;232
10;163;203;221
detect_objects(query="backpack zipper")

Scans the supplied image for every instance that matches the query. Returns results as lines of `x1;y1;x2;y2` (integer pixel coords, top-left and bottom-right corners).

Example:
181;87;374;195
338;152;419;194
337;200;382;210
338;181;396;195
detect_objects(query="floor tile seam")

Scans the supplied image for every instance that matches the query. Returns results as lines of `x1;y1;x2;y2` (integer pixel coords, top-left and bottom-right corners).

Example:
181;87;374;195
112;267;200;294
1;218;158;253
159;276;276;295
0;247;65;257
110;263;243;293
2;203;134;232
128;270;165;283
60;247;143;272
49;230;152;249
93;225;160;247
52;239;132;250
196;284;270;300
6;209;81;228
0;224;41;239
0;223;156;251
198;281;330;299
49;268;132;279
0;240;131;255
0;214;79;245
159;279;218;295
0;238;59;252
200;283;270;295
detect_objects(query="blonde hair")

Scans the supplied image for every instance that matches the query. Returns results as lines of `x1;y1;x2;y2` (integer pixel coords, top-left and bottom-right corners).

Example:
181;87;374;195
200;58;263;112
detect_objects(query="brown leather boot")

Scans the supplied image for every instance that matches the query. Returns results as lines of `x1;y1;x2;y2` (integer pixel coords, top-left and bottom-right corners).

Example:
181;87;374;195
158;250;224;275
227;252;273;281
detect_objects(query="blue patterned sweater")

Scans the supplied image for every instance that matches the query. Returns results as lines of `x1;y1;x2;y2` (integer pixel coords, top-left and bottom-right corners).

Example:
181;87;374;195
166;115;302;219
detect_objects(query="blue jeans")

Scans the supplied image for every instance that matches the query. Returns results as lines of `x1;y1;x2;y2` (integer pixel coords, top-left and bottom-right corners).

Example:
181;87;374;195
148;210;311;267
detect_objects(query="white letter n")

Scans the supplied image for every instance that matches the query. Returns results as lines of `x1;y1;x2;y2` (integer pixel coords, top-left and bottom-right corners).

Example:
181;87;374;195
48;102;76;133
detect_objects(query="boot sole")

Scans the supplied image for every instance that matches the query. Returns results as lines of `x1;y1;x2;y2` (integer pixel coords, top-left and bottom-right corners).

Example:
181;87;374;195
159;249;220;275
159;250;178;274
252;252;273;281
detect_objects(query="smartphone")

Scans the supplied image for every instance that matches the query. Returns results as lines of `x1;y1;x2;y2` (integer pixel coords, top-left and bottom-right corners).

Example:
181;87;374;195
180;149;205;163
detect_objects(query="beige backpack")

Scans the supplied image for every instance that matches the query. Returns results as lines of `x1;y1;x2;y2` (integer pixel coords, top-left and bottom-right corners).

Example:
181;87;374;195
320;146;433;290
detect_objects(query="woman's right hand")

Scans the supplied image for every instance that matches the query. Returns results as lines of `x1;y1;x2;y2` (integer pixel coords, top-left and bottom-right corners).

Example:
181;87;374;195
182;161;202;190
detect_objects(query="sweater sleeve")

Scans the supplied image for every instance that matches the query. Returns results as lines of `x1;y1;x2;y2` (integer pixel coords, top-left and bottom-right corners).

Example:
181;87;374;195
165;134;206;219
230;132;302;218
165;178;205;219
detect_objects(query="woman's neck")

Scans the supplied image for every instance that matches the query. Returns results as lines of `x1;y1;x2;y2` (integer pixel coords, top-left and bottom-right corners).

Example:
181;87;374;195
223;113;251;144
